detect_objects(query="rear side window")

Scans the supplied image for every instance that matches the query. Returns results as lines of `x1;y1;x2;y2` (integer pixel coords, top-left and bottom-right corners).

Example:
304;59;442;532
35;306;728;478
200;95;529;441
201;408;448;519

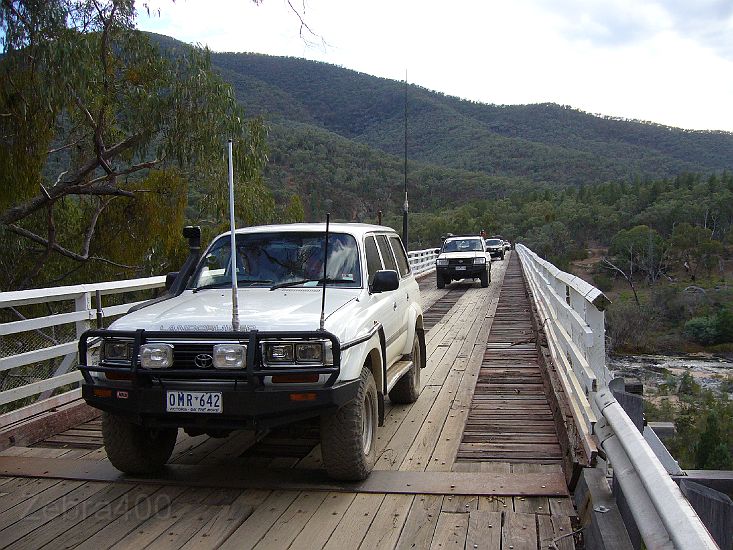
376;235;398;272
364;236;383;286
389;236;410;277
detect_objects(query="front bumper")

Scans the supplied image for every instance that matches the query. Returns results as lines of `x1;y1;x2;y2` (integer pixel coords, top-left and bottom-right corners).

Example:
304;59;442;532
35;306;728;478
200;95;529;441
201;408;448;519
82;378;360;430
78;328;360;430
488;249;504;258
437;264;487;279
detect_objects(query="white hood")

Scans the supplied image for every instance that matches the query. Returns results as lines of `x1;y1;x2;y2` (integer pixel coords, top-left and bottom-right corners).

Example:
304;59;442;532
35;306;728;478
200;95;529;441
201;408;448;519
111;288;359;335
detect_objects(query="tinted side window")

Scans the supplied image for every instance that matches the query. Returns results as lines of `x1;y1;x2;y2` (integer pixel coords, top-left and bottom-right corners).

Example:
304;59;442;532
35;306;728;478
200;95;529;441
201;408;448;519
376;235;398;272
389;236;410;277
365;236;383;286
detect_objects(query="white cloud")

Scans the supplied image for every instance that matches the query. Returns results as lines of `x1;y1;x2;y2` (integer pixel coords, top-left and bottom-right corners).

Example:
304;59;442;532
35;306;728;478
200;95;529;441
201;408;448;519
136;0;733;131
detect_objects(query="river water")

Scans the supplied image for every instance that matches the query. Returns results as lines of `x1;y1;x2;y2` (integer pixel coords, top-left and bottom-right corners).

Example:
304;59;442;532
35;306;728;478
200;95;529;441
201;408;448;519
608;353;733;395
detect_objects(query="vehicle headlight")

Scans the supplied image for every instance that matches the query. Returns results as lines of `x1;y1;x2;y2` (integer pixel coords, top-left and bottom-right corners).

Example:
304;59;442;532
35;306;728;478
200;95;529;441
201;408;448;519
140;343;173;369
213;343;246;369
436;258;448;266
265;343;294;363
102;339;133;362
473;257;486;264
262;341;333;366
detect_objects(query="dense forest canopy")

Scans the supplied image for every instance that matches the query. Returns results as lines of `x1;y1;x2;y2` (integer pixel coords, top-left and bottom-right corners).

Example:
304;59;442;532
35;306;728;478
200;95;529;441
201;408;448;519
0;3;273;290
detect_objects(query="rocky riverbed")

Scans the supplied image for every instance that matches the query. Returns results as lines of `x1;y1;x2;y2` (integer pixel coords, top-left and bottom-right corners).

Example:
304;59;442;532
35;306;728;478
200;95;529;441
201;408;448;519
608;353;733;396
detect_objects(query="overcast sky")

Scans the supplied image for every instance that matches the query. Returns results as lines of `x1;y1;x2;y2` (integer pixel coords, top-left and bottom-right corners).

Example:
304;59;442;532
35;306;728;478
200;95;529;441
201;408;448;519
138;0;733;132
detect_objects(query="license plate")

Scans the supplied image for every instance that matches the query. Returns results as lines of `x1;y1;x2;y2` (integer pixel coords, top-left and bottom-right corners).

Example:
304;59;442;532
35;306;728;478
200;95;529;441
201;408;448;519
455;266;466;271
166;391;222;413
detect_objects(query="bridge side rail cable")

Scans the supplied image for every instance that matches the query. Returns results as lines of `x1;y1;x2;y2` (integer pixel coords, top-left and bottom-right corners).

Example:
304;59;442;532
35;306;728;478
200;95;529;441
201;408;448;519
515;243;717;550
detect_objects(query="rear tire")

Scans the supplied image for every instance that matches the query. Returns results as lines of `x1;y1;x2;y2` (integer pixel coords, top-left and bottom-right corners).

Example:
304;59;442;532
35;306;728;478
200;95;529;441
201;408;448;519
102;412;177;474
320;367;378;481
389;330;423;404
480;269;489;288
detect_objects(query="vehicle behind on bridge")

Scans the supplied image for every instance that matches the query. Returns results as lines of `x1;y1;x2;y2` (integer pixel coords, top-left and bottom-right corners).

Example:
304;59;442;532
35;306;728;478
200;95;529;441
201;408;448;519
435;235;491;289
484;238;506;260
78;223;425;481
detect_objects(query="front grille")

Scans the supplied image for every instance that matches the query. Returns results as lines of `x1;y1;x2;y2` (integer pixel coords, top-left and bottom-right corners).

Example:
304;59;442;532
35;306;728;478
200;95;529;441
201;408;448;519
448;258;474;266
172;343;215;369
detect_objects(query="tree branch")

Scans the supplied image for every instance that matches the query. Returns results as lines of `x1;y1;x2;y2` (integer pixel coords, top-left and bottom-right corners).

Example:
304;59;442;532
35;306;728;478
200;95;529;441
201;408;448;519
0;131;145;225
6;224;137;269
601;257;640;307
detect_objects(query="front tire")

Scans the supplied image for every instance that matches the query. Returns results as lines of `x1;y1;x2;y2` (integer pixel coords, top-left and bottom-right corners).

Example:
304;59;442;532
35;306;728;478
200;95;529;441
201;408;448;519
102;412;177;474
480;269;489;288
437;274;445;289
320;367;378;481
389;330;423;404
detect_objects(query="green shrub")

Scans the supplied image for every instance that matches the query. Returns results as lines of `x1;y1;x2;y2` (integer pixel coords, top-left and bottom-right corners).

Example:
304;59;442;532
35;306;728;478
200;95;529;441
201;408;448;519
684;316;720;345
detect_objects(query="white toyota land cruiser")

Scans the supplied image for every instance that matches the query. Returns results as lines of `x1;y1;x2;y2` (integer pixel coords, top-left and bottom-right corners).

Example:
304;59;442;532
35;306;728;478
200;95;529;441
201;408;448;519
80;223;425;481
435;235;491;289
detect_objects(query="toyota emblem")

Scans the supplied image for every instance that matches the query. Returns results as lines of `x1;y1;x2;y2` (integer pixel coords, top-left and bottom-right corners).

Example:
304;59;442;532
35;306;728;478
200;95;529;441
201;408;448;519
194;353;213;368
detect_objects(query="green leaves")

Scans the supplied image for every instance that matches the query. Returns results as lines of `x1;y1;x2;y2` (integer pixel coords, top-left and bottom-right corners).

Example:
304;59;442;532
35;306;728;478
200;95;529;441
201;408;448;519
0;1;275;289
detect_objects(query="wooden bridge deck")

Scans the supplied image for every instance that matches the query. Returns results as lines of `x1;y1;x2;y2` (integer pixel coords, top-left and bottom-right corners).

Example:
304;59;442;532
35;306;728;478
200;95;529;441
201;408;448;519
0;252;578;549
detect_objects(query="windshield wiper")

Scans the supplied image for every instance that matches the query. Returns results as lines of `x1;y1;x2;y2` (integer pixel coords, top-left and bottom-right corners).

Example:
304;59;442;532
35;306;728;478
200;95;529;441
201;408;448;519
269;278;354;291
193;278;272;293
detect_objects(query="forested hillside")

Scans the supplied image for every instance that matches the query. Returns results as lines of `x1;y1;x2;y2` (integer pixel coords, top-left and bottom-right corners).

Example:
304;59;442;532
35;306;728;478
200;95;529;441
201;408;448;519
141;34;733;224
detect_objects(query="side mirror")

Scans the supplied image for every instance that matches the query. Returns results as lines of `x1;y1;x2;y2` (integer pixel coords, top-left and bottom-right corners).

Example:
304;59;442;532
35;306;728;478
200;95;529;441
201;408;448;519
434;248;441;254
371;270;399;293
165;272;179;291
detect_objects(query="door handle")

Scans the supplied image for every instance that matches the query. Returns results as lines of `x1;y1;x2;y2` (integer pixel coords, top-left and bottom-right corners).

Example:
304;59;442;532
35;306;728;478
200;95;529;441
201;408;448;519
393;302;397;311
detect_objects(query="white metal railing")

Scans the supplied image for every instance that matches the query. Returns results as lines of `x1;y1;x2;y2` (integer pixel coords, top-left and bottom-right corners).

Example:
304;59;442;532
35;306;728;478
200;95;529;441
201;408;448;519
0;276;166;408
408;247;438;276
0;249;436;410
516;243;716;550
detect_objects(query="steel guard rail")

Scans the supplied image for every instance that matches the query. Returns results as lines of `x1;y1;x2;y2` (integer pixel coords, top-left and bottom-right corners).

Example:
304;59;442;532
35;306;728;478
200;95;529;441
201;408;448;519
515;243;716;549
0;249;437;408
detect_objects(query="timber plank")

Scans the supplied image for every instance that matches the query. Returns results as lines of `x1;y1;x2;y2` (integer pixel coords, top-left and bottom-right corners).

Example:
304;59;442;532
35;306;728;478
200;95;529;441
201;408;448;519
0;479;83;532
466;510;502;550
538;514;575;550
502;512;537;550
251;491;328;550
140;503;221;550
394;494;442;550
400;369;463;471
479;495;511;512
288;492;357;549
217;490;297;550
441;494;479;513
38;483;162;549
375;386;440;470
109;488;216;549
0;477;65;514
358;493;413;549
428;511;469;550
74;485;189;550
322;493;385;550
4;482;131;550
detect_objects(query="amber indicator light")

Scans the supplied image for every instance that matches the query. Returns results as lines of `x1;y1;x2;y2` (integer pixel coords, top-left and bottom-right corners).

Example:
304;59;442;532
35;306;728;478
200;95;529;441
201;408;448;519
289;392;317;401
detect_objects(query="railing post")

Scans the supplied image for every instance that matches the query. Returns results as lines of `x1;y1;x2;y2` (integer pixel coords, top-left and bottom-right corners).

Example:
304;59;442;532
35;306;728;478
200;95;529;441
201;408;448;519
75;291;92;339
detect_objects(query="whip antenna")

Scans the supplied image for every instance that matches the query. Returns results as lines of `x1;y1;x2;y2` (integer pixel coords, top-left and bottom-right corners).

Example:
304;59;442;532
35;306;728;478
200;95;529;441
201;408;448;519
402;70;409;249
227;139;240;331
319;213;330;331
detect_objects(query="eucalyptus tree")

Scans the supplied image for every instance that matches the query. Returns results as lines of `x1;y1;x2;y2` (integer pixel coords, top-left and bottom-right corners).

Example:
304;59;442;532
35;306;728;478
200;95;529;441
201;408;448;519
0;0;273;289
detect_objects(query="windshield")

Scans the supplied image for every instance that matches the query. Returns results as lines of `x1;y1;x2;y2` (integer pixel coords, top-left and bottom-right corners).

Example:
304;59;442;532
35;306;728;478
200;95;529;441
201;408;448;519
190;232;362;290
442;238;483;253
485;239;503;246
